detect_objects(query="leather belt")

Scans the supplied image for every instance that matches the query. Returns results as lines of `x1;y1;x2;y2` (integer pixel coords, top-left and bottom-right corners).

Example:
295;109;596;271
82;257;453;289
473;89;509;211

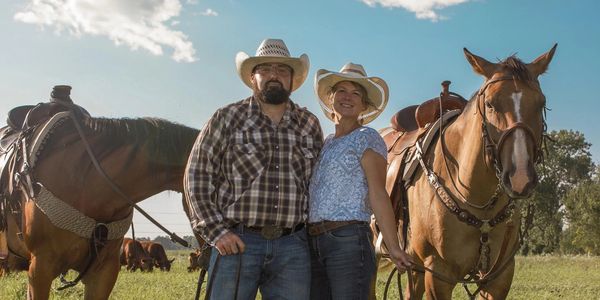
239;223;305;240
307;220;368;236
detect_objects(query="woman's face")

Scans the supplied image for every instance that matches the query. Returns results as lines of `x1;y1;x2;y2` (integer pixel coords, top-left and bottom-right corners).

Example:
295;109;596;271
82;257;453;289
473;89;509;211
331;81;368;121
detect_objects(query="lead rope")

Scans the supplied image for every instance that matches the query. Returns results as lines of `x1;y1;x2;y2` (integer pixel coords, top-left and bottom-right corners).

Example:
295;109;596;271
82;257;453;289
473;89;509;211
196;253;243;300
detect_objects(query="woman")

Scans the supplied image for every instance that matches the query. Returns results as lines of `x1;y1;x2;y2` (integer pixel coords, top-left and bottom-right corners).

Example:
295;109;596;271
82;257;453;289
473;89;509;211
308;63;412;300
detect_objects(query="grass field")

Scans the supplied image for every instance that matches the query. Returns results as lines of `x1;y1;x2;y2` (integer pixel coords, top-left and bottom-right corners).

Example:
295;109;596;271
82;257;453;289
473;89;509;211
1;254;599;299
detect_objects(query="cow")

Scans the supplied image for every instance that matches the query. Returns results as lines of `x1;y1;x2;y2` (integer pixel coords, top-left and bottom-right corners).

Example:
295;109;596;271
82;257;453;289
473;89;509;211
140;241;175;271
120;238;154;272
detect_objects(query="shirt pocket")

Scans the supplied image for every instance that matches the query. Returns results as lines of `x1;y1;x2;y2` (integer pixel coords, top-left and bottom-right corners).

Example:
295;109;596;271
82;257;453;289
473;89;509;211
228;143;267;186
292;136;318;189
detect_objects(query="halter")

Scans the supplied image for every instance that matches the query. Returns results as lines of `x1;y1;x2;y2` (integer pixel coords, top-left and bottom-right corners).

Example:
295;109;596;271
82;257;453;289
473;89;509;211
476;75;546;177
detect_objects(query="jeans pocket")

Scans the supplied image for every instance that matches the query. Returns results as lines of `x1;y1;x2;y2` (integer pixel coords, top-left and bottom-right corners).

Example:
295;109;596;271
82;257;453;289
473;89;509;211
327;226;360;242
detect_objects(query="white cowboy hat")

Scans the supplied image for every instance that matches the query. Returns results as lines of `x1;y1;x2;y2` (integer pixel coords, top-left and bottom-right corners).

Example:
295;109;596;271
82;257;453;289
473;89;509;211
235;39;309;92
315;62;389;124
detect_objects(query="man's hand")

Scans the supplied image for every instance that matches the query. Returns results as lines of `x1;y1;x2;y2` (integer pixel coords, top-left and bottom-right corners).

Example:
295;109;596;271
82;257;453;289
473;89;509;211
214;232;246;255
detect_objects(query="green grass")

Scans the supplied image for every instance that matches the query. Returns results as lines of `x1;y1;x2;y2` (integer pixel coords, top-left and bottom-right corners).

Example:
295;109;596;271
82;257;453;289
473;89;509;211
1;255;599;299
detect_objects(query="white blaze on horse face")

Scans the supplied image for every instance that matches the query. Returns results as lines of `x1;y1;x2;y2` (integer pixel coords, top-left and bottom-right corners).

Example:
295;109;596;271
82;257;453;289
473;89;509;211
510;91;530;190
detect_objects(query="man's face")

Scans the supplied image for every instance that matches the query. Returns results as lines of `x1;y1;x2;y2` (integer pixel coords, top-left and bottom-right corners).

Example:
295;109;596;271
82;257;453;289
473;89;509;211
251;63;293;105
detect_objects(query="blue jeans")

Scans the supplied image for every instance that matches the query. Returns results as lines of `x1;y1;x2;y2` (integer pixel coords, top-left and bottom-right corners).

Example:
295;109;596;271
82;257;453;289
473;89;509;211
206;227;310;300
308;223;376;300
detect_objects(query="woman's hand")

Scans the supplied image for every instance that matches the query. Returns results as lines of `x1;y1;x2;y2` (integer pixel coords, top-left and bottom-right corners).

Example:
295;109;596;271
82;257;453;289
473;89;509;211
389;248;413;273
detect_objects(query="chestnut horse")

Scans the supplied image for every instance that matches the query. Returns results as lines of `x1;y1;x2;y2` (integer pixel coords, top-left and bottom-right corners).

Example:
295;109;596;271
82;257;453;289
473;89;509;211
0;112;199;299
380;45;556;299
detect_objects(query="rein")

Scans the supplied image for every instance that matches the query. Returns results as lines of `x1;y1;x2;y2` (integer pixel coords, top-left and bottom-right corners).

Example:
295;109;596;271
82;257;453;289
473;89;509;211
52;109;191;289
69;111;190;248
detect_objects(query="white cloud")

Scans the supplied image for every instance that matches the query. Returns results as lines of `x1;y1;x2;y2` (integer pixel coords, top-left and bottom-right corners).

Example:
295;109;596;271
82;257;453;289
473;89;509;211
200;8;218;17
362;0;470;21
186;0;199;4
14;0;197;62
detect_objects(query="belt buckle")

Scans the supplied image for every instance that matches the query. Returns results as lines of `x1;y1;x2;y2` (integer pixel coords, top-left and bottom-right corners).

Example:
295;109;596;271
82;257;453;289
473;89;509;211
260;225;283;240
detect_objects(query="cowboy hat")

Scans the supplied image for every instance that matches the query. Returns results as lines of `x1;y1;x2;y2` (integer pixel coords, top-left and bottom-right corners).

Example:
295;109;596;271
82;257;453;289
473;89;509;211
315;63;389;124
235;39;309;92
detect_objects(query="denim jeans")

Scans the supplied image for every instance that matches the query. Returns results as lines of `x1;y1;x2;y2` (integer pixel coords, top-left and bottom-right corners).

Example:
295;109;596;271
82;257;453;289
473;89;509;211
308;223;376;300
206;227;310;300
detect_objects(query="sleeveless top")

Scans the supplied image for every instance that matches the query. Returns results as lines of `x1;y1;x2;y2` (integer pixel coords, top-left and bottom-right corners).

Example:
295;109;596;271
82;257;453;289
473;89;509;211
308;127;387;223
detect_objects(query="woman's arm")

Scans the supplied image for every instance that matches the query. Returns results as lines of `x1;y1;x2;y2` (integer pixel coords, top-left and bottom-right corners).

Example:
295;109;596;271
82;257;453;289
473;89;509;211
361;149;412;272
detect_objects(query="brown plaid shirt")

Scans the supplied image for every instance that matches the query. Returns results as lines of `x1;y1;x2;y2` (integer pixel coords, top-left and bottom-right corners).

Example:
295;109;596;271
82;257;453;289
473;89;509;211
185;97;323;244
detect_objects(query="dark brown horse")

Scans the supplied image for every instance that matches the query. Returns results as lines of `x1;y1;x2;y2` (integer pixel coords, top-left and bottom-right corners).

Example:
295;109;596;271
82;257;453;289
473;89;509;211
1;112;199;299
379;45;556;299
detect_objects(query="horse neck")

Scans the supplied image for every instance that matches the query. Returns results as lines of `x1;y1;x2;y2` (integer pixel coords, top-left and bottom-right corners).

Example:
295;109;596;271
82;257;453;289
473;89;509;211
433;101;500;204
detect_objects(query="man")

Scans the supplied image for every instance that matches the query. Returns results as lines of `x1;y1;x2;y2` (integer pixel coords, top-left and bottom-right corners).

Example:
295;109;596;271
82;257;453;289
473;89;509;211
185;39;323;299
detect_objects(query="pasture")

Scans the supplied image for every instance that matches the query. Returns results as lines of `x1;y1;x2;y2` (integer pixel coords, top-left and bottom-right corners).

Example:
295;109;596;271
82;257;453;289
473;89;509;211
1;253;598;299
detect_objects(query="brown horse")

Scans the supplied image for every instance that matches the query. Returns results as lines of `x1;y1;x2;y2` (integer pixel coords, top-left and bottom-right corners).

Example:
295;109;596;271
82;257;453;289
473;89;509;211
0;112;199;299
380;45;556;299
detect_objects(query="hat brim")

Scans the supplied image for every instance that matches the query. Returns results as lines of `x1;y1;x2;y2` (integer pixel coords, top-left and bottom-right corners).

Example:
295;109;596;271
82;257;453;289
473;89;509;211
236;52;309;92
314;69;389;124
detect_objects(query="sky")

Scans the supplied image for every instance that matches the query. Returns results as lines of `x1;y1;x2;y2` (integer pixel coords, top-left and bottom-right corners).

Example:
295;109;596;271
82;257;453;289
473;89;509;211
1;0;599;239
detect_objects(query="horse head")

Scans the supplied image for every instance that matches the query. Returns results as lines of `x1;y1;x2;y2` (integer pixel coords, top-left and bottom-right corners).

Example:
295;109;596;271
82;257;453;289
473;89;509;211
464;44;557;198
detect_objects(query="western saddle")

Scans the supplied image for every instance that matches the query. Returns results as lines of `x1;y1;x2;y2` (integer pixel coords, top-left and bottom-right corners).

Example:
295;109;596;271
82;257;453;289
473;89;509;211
376;81;467;253
0;86;89;234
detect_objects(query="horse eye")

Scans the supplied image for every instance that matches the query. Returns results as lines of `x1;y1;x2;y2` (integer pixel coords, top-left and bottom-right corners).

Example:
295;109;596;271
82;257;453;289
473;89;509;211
485;101;494;109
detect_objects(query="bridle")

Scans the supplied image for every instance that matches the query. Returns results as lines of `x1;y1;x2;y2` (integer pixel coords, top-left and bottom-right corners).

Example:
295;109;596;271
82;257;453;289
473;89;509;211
475;75;547;178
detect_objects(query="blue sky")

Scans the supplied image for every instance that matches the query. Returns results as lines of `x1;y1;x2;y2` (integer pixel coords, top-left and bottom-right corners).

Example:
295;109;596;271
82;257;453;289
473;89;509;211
1;0;598;238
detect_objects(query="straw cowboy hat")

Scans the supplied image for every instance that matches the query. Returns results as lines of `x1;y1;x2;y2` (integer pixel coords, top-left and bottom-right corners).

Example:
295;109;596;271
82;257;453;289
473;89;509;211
315;63;389;124
236;39;310;91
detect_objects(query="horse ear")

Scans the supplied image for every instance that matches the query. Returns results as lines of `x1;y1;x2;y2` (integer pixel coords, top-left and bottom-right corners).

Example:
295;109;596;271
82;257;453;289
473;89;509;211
169;258;176;263
464;48;496;78
527;43;558;77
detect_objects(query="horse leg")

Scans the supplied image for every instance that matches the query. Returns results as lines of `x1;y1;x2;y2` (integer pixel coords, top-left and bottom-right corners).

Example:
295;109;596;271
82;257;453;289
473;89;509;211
406;269;424;300
477;259;515;300
81;244;121;300
424;271;455;300
27;255;59;300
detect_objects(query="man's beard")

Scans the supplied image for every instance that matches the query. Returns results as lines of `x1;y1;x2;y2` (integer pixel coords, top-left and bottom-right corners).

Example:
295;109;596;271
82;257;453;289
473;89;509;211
254;80;291;105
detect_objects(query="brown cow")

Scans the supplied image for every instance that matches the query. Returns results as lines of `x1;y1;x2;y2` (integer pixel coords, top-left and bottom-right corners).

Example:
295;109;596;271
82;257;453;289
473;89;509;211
120;238;153;272
140;241;174;271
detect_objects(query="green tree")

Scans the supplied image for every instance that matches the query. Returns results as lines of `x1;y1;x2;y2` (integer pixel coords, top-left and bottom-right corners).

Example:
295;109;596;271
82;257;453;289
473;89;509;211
521;130;595;254
561;169;600;255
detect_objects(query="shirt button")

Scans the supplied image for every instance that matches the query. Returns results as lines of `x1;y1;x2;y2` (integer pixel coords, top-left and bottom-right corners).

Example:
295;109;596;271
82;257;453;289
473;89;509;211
275;145;279;150
274;205;278;208
275;185;279;189
275;165;279;169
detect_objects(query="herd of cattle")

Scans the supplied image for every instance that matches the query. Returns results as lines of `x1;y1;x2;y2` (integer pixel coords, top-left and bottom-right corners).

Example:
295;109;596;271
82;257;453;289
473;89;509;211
119;238;206;272
0;237;207;276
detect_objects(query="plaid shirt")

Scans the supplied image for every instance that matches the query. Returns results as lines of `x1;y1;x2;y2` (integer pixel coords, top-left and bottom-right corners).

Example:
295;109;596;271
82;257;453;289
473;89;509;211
185;97;323;245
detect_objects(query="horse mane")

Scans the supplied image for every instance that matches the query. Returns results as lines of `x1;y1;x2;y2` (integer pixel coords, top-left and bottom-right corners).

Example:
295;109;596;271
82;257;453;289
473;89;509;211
81;117;199;166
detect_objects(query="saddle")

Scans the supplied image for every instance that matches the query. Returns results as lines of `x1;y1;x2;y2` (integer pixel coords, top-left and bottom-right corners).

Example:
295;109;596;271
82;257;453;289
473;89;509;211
0;86;88;232
379;81;467;249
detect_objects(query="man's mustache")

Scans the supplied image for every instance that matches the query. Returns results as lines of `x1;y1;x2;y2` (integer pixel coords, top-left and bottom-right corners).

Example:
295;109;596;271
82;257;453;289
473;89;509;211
265;80;283;87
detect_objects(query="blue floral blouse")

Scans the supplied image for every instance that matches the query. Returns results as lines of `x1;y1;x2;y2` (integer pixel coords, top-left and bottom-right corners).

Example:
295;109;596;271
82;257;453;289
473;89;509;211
308;126;387;223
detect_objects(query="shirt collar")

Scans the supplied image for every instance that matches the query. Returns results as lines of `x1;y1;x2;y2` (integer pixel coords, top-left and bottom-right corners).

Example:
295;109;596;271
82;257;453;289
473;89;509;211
245;96;300;127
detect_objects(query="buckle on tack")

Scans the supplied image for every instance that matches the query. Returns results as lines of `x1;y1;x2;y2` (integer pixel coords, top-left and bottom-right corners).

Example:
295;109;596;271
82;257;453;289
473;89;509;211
260;225;283;240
